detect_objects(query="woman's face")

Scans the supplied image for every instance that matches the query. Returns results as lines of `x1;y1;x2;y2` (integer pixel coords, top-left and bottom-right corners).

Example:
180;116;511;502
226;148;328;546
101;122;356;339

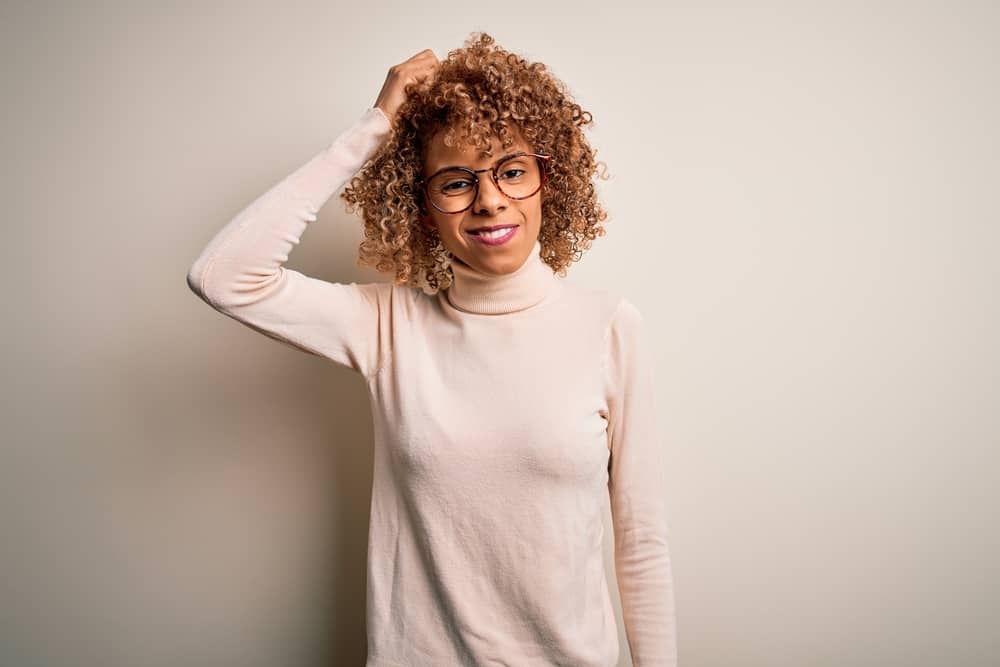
420;125;543;276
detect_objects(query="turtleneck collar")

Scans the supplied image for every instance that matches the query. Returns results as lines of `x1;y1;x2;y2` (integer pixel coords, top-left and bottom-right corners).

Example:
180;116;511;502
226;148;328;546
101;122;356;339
444;239;562;315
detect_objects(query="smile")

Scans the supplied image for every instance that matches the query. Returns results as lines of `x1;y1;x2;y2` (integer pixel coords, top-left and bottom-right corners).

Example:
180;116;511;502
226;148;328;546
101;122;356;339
466;225;519;246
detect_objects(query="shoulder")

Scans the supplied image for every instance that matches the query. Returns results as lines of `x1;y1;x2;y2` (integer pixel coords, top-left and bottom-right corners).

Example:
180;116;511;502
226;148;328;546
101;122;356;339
610;295;645;331
560;281;645;334
557;279;629;324
549;281;649;374
379;280;423;304
349;280;425;321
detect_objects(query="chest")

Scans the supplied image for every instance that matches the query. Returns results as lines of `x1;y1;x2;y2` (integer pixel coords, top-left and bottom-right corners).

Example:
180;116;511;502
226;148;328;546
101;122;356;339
375;314;611;486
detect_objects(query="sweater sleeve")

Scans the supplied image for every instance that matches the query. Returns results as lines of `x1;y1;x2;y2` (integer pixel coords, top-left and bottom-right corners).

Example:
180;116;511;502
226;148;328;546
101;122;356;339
186;106;393;378
604;298;678;666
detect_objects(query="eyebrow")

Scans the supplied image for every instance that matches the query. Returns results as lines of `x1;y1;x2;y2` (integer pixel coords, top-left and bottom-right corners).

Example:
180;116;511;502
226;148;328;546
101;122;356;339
428;151;528;176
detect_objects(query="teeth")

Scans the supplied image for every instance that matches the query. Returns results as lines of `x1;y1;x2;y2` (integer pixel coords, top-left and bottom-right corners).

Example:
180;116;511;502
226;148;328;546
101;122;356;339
474;227;513;239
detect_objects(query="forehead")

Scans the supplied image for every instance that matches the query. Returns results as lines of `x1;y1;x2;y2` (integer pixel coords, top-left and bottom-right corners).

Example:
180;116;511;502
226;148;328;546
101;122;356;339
422;124;532;171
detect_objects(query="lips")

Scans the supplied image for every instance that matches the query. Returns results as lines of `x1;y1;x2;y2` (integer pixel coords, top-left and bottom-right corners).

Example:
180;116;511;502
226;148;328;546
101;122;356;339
466;225;519;246
466;224;518;235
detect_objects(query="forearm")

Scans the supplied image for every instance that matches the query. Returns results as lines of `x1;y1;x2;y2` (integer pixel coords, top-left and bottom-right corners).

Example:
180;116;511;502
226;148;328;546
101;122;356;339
186;106;390;309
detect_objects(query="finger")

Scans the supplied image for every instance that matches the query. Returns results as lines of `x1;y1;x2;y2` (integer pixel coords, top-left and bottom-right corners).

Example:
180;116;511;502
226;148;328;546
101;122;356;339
419;57;441;72
407;48;436;63
407;62;439;82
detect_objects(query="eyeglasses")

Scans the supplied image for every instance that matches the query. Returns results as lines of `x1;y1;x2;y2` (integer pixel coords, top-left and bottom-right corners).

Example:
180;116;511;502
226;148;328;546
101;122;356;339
416;152;555;214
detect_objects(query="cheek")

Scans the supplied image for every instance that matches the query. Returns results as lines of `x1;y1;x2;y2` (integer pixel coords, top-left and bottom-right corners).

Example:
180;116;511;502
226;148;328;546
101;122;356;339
424;212;458;235
528;199;544;221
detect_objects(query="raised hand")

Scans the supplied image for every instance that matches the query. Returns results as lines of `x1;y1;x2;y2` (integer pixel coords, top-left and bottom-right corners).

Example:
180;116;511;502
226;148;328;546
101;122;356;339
373;49;441;124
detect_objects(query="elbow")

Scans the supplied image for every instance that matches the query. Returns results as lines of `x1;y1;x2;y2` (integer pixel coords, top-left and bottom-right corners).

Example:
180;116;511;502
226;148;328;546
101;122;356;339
185;256;266;311
185;255;219;308
186;253;206;295
186;267;205;300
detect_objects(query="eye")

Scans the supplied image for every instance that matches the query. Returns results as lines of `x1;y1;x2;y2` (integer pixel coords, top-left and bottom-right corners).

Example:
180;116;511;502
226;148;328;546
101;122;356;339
499;168;526;180
440;178;474;192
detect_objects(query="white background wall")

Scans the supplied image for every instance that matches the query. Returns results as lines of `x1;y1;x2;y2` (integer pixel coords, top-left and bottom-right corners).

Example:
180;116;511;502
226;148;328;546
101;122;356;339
2;1;997;665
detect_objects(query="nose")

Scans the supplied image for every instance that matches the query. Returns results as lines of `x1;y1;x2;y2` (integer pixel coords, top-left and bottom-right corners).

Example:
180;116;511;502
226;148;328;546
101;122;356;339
471;167;507;216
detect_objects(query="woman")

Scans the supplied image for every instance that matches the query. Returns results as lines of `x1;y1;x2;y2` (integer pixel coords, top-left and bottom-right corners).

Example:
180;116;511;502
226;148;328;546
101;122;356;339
187;32;677;667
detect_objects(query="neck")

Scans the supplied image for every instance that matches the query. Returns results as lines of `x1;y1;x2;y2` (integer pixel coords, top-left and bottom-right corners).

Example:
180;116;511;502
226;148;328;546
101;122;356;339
445;239;562;314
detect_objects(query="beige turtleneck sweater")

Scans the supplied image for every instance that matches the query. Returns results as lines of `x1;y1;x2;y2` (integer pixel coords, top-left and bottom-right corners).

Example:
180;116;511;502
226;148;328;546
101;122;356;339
186;107;677;666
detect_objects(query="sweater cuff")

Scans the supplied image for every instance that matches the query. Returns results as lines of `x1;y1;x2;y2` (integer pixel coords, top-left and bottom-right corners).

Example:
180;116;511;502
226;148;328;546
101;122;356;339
369;106;391;131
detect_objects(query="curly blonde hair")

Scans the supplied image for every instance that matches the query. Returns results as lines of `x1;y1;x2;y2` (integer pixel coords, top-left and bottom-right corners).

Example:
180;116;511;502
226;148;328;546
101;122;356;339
340;31;609;292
